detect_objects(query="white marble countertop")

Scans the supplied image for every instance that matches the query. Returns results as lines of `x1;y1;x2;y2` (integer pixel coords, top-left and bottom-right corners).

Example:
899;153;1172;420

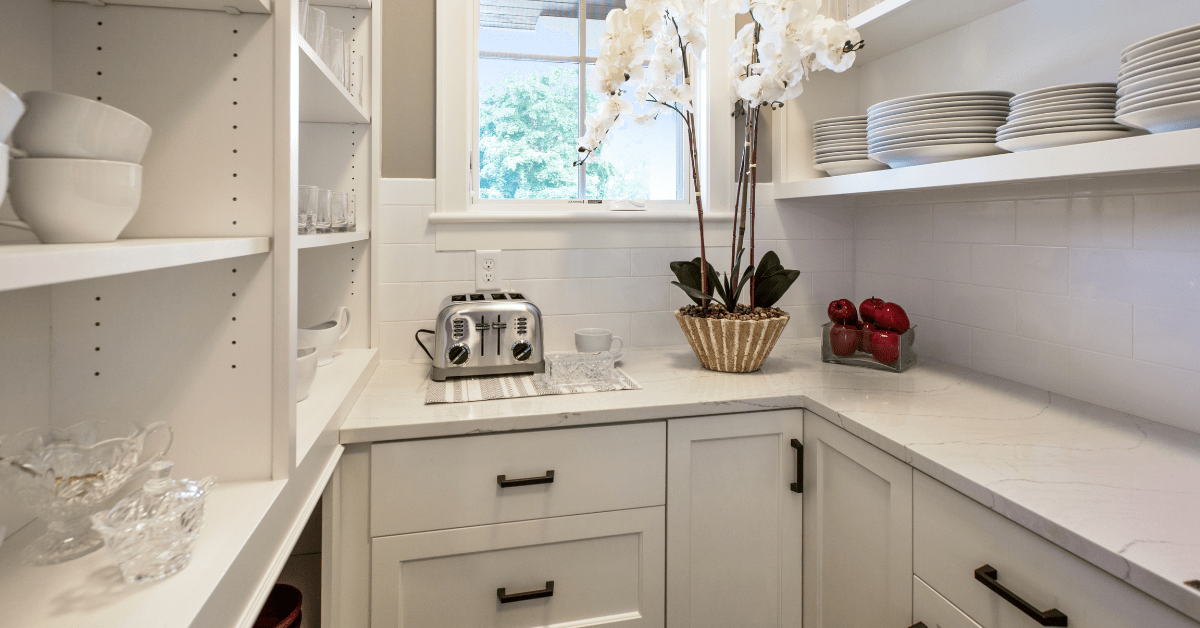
341;339;1200;623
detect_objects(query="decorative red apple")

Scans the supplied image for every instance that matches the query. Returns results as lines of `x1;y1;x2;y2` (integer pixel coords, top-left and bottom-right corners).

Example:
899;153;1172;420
870;330;901;365
875;302;910;334
827;299;859;325
859;321;876;352
830;324;859;357
859;297;885;323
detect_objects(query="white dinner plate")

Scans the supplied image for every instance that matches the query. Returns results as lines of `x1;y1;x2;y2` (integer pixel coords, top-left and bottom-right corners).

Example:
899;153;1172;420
997;123;1132;141
814;122;868;132
1011;82;1118;102
868;105;1010;127
814;130;868;142
813;159;890;176
1122;22;1200;64
1000;115;1118;134
868;91;1013;112
816;145;869;157
1115;99;1200;132
1117;64;1200;97
1118;59;1200;91
869;97;1010;119
1010;86;1117;107
1011;92;1116;110
870;134;997;152
995;129;1134;152
1120;51;1200;85
814;152;870;164
814;115;868;126
868;143;1006;168
1120;41;1200;78
1116;90;1200;115
867;116;1004;137
813;124;868;136
1116;76;1200;109
868;124;1002;143
1009;99;1119;118
1007;109;1117;125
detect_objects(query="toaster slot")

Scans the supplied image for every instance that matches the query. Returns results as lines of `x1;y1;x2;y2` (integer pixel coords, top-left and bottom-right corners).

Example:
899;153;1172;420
469;293;485;301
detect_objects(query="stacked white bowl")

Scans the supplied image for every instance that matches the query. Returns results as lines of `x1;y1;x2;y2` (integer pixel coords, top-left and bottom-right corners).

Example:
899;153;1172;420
812;115;888;176
1116;22;1200;133
997;83;1133;152
0;83;24;206
866;91;1011;168
6;92;151;243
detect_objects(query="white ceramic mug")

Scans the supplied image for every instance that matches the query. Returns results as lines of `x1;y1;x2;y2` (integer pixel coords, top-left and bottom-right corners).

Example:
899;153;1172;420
296;347;318;402
576;328;623;354
298;307;351;366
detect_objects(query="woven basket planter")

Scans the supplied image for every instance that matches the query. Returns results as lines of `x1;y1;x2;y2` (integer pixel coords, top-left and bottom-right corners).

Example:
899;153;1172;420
674;310;790;373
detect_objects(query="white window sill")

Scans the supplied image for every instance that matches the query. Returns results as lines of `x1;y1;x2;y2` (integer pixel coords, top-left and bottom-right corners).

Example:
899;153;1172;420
428;211;737;225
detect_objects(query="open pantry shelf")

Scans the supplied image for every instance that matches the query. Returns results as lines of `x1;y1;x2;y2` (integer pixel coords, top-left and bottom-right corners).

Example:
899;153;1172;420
0;237;271;292
848;0;1026;63
0;478;286;628
59;0;270;13
313;0;371;7
296;348;378;465
774;128;1200;200
296;230;369;249
298;36;369;124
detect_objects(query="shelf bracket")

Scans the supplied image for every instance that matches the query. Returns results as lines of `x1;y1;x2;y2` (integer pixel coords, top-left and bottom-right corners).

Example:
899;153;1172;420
223;5;243;15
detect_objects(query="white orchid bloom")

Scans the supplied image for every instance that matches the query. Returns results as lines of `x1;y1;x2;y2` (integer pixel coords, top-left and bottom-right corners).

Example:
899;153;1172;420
712;0;750;19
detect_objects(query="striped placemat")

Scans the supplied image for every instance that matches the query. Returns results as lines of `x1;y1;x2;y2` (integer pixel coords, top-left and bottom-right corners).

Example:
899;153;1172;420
424;368;640;404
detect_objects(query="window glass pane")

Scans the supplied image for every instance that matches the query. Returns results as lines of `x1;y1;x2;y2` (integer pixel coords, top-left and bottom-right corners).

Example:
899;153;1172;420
479;1;579;57
478;60;581;199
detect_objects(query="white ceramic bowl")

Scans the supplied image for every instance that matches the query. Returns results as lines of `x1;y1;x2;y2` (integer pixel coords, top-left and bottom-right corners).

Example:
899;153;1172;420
297;347;318;402
12;92;151;163
8;158;141;243
0;83;23;140
1;145;8;203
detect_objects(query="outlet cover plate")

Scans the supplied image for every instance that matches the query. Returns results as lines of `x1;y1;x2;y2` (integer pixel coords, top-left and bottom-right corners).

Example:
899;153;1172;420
476;250;502;291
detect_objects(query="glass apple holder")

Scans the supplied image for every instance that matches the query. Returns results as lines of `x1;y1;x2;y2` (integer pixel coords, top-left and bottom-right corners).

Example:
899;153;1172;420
0;421;173;565
91;461;215;584
821;322;916;373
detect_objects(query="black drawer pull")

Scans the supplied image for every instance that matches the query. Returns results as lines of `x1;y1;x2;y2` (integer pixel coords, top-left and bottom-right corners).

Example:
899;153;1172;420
790;439;803;493
975;565;1068;626
497;470;555;488
497;581;554;603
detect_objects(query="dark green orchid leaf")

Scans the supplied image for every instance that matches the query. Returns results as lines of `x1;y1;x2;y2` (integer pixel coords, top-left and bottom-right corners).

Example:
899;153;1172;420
754;250;784;283
670;260;708;304
671;281;714;305
754;269;800;308
731;263;755;306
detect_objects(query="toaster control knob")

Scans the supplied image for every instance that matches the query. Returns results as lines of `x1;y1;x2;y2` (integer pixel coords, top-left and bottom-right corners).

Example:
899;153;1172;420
512;341;533;362
448;343;470;365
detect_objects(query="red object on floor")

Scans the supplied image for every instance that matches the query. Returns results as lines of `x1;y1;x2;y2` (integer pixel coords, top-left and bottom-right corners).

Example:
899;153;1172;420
253;584;303;628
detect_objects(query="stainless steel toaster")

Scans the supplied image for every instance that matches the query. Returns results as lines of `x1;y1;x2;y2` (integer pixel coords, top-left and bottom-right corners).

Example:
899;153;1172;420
425;292;544;381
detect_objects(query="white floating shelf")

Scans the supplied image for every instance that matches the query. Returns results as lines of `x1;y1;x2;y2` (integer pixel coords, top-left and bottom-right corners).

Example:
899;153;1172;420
0;478;286;628
774;128;1200;200
0;237;271;293
296;348;378;465
298;36;370;124
296;230;369;249
848;0;1025;64
312;0;371;8
60;0;270;14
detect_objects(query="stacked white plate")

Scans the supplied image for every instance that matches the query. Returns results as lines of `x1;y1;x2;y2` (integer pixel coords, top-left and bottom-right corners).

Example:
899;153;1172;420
1116;22;1200;133
866;91;1011;168
997;83;1133;152
812;115;888;176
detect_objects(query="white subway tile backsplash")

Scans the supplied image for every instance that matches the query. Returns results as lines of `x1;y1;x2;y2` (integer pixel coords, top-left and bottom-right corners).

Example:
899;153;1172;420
1069;349;1200;434
1133;304;1200;371
856;204;933;241
630;311;688;346
593;277;670;313
379;281;475;322
1134;191;1200;251
909;315;971;366
970;244;1069;294
900;241;971;283
378;245;473;283
380;320;437;360
541;314;632;353
811;207;855;240
1070;248;1200;309
970;328;1070;395
810;272;850;306
933;200;1015;243
1014;292;1070;344
506;279;594;315
854;239;901;274
933;281;1016;333
1069;195;1132;249
506;248;631;280
1015;198;1069;246
377;205;435;244
1068;298;1132;357
755;202;814;240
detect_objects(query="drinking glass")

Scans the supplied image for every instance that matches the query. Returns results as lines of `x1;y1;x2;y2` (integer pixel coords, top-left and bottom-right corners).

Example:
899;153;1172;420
304;7;325;53
298;0;309;38
298;184;317;235
323;27;345;83
315;188;332;233
351;54;364;104
343;41;352;88
331;191;349;232
347;193;356;232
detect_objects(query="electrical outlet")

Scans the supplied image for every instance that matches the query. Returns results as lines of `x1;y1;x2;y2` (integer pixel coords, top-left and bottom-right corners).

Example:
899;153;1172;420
476;250;502;291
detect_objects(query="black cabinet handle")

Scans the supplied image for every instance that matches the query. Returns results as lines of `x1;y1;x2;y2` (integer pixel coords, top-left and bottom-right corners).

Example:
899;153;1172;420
908;623;928;628
497;470;555;488
790;439;803;493
497;581;554;603
975;565;1068;626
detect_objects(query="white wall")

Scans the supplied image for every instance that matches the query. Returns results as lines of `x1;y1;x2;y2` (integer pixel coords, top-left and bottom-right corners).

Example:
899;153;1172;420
376;179;853;359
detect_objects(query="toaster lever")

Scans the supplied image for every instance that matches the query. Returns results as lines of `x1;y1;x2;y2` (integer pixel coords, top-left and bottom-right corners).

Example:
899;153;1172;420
492;316;506;356
475;320;490;353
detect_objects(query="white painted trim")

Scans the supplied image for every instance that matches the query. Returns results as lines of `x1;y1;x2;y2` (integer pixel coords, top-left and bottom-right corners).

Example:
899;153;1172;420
380;177;436;205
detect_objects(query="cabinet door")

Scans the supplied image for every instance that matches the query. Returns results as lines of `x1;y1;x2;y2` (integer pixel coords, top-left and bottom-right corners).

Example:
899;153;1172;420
803;410;913;628
666;409;804;628
913;575;984;628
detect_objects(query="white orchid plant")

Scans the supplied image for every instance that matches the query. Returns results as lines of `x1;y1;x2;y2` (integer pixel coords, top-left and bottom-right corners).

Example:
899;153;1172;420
578;0;863;314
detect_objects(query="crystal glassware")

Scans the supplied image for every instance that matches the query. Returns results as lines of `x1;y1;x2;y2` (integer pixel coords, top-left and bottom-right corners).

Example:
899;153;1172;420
91;461;215;584
331;191;348;232
315;188;332;233
304;7;325;54
350;54;364;105
298;184;317;235
298;0;309;39
343;40;352;88
323;27;345;84
538;351;623;387
0;421;173;565
347;193;356;232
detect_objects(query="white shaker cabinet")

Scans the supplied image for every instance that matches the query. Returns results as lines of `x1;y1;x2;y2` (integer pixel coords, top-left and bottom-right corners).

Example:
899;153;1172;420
803;410;914;628
666;410;804;628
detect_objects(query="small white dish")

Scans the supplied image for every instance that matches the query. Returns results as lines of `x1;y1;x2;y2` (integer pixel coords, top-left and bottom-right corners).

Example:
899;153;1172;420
1123;22;1200;63
995;129;1134;152
298;307;352;366
813;159;889;176
296;347;318;402
0;82;23;140
4;158;141;243
576;328;622;353
869;143;1006;168
1116;90;1200;115
12;91;152;163
997;123;1132;141
1115;99;1200;132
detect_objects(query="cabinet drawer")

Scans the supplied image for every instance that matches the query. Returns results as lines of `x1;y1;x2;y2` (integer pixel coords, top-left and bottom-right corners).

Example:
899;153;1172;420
371;507;665;628
914;574;983;628
371;422;666;536
913;471;1197;628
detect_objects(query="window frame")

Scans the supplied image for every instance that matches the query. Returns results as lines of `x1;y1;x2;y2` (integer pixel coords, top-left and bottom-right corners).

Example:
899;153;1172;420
436;0;735;218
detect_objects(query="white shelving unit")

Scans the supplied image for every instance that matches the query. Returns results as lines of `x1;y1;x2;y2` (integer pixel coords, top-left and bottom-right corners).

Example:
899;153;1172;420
60;0;271;14
296;230;369;249
298;35;370;124
847;0;1025;63
296;348;378;464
